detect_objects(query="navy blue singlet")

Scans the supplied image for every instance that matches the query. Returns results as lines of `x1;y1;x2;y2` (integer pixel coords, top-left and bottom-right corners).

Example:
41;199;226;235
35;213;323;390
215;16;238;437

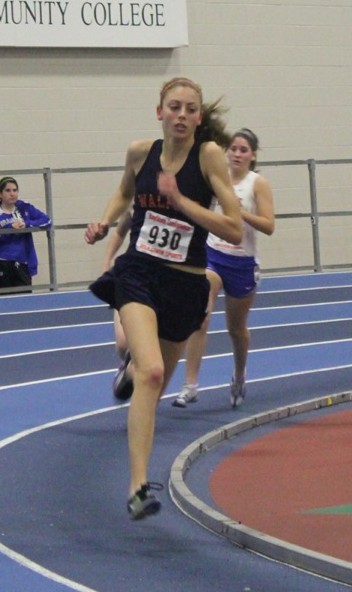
126;139;214;268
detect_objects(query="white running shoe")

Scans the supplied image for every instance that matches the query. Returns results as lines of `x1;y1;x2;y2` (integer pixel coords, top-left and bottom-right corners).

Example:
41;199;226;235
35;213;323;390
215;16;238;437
230;379;246;408
172;384;198;408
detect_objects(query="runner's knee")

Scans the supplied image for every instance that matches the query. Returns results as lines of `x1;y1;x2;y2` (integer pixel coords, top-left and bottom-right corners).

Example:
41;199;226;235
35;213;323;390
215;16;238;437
137;363;164;392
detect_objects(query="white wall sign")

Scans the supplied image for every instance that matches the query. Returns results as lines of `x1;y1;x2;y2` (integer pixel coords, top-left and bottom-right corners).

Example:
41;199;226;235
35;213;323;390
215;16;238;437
0;0;188;48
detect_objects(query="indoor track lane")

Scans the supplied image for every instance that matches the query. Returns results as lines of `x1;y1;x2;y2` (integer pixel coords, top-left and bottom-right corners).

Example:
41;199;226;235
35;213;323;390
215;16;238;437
0;271;351;592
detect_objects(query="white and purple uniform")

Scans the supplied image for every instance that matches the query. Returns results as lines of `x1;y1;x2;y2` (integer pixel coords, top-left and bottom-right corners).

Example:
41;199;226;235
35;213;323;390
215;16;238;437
206;170;260;298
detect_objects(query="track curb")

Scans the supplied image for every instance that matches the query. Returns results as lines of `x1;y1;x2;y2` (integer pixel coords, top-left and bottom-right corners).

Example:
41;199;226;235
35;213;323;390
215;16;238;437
169;392;352;585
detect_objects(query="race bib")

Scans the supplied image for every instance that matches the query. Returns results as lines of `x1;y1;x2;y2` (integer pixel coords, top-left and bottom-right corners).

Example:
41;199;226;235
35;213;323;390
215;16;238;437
136;210;194;262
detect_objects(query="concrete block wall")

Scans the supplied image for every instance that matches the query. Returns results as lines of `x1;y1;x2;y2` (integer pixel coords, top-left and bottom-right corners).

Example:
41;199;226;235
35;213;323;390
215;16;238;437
1;0;351;287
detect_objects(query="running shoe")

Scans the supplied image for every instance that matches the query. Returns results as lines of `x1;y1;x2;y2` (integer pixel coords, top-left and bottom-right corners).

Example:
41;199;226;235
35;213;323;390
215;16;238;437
230;378;246;408
112;352;133;401
172;384;198;408
127;482;163;520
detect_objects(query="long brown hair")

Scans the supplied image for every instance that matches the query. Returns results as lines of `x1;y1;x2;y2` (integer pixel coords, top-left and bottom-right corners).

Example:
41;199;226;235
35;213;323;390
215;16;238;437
159;77;231;148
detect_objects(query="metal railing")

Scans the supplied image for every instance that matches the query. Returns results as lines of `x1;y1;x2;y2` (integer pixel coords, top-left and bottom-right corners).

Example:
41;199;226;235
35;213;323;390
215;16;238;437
1;159;351;293
259;158;352;274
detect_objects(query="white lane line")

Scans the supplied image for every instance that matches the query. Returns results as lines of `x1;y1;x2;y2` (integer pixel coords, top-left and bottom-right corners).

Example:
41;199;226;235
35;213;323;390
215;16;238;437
1;321;113;335
0;543;99;592
0;406;124;592
1;333;351;362
0;304;104;317
0;342;115;359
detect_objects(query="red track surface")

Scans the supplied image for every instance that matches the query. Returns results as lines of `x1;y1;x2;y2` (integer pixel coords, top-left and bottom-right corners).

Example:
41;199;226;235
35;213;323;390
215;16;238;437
210;409;352;563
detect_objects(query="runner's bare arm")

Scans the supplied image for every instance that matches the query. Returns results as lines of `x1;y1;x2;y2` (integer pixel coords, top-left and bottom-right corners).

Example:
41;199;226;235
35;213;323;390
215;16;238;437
157;142;242;245
85;140;151;245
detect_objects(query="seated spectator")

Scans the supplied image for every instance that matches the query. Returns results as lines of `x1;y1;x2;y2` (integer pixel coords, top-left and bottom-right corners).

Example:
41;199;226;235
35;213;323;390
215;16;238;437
0;176;52;293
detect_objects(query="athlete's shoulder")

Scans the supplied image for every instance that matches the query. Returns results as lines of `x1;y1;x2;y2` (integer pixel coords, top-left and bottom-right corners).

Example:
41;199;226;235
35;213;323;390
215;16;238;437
199;141;226;170
200;140;224;157
253;171;270;189
125;139;157;172
127;139;155;158
15;199;32;211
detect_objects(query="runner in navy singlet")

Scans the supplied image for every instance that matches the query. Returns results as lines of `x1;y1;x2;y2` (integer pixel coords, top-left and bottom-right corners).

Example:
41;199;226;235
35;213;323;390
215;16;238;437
85;77;243;520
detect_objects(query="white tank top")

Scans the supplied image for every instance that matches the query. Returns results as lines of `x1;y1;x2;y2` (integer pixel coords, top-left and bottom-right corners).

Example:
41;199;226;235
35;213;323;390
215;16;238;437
207;170;258;258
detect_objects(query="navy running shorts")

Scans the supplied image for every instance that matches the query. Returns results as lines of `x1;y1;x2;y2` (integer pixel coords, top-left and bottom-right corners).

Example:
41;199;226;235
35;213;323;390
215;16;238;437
206;245;260;298
89;254;210;342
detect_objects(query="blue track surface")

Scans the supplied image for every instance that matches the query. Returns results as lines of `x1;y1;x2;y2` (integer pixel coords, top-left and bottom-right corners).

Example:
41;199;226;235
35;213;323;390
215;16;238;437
0;271;351;592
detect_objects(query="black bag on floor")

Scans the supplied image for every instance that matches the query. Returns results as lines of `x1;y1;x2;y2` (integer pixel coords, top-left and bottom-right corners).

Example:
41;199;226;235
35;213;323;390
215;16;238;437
0;260;32;291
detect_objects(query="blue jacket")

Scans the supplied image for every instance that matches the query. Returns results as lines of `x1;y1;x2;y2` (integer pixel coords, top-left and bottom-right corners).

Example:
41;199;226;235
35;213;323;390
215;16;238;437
0;199;52;276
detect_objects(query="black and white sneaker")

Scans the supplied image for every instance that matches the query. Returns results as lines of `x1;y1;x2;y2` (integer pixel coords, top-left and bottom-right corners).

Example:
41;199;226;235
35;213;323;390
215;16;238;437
112;352;133;401
127;482;163;520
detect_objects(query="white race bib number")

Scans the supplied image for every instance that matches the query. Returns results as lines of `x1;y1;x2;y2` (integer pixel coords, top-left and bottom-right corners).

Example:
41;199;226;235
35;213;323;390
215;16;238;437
136;210;194;262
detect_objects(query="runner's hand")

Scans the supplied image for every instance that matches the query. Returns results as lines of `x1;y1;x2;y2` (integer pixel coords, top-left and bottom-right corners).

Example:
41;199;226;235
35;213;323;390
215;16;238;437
85;222;109;244
157;172;182;210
